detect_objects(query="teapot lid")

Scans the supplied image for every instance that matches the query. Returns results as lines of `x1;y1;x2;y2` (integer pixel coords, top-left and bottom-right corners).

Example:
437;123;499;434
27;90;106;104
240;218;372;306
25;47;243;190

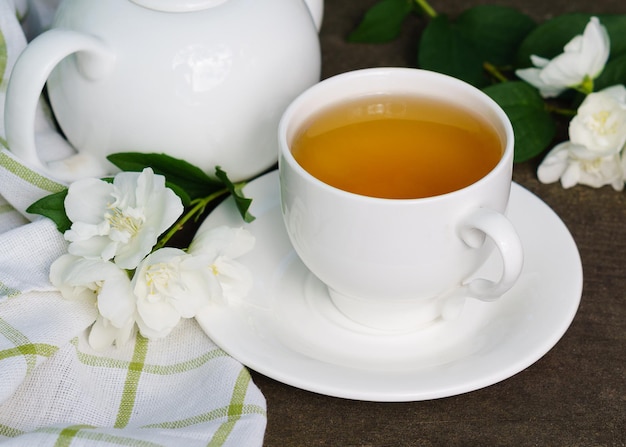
130;0;228;12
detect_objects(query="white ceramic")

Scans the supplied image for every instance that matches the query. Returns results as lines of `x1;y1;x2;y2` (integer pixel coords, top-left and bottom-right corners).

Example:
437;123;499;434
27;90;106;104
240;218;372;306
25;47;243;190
4;0;323;182
195;171;583;401
278;68;524;331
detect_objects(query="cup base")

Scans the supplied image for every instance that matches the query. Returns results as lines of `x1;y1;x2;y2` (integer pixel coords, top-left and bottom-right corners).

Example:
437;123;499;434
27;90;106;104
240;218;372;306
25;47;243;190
327;288;449;333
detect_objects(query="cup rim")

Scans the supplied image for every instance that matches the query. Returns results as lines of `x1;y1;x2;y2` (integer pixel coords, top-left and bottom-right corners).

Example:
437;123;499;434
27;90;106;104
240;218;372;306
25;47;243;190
278;67;515;204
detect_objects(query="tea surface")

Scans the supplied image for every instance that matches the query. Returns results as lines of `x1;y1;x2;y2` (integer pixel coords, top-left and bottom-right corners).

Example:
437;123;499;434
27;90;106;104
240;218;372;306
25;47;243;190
291;95;503;199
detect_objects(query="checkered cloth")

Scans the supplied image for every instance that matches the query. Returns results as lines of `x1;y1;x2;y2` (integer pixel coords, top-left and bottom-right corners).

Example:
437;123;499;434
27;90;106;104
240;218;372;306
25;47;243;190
0;1;267;445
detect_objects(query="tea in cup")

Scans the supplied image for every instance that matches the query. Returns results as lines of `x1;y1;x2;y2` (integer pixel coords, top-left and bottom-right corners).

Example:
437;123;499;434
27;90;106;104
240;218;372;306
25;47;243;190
278;68;523;331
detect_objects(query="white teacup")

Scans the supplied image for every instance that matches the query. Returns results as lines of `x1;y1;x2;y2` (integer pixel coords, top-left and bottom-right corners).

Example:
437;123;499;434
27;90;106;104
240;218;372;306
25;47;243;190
278;68;524;332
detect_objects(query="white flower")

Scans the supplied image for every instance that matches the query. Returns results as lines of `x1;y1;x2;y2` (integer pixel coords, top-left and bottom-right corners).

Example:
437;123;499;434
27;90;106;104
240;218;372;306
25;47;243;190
50;254;137;349
89;316;136;351
516;17;610;97
568;85;626;156
537;141;625;191
188;225;255;303
132;247;216;339
63;168;183;269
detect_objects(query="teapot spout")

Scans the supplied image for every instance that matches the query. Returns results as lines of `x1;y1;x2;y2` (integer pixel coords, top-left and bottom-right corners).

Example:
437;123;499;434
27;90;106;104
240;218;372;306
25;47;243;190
303;0;323;31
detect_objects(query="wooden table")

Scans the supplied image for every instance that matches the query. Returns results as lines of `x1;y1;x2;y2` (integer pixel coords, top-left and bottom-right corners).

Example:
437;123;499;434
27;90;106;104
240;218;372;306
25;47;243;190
251;1;626;445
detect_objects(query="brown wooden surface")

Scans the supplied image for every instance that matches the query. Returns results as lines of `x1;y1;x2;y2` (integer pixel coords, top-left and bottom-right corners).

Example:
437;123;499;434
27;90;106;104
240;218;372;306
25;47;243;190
250;1;626;445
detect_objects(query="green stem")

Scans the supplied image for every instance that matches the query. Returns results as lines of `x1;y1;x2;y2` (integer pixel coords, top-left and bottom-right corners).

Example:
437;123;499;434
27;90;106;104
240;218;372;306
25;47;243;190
546;104;577;117
153;188;229;250
483;62;508;83
574;75;594;95
414;0;437;18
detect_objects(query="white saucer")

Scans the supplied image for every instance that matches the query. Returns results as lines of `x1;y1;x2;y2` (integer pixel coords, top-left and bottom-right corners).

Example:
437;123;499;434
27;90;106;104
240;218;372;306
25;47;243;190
195;171;582;402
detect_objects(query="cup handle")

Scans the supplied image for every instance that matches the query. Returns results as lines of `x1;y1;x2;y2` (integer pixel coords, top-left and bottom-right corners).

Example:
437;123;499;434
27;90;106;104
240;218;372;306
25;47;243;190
443;207;524;319
4;28;115;180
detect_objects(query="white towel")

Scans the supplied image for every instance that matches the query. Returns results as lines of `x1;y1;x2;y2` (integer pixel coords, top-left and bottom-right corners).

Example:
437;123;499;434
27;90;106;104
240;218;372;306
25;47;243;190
0;1;267;445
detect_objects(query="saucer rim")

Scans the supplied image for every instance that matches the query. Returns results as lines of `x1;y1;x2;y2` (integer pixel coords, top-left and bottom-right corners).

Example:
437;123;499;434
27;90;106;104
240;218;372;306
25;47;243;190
195;170;583;402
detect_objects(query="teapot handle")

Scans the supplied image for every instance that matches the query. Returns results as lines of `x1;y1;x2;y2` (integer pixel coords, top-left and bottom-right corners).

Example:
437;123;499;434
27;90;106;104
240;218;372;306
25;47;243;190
303;0;323;31
4;28;115;180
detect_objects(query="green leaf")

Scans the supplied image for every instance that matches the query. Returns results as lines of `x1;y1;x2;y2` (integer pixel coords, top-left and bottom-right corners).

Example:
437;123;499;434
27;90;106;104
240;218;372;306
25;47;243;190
418;14;486;87
516;13;589;66
418;7;535;87
25;189;72;233
595;53;626;90
455;5;535;67
107;152;222;201
483;82;556;162
602;15;626;58
164;182;192;207
348;0;413;43
214;167;255;223
516;14;626;67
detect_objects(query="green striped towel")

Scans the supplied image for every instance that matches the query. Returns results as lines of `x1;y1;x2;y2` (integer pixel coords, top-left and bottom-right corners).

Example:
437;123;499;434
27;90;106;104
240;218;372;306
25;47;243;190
0;1;267;445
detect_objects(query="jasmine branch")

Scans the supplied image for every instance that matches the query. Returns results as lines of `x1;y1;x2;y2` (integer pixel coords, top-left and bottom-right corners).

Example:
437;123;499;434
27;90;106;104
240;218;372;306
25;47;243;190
154;188;231;251
414;0;437;18
483;62;509;83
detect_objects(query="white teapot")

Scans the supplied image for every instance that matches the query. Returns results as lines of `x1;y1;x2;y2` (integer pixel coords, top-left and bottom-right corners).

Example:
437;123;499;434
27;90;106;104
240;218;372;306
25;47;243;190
5;0;323;182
